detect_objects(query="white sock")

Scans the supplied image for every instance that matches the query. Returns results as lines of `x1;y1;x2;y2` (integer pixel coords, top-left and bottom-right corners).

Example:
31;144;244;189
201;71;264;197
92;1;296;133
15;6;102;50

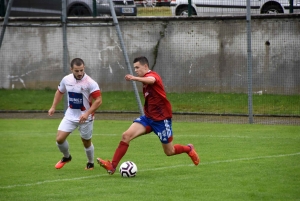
56;140;70;158
85;143;94;164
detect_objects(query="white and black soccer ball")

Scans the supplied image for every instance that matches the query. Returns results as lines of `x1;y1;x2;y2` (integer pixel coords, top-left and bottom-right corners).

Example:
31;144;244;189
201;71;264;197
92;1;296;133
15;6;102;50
119;161;137;177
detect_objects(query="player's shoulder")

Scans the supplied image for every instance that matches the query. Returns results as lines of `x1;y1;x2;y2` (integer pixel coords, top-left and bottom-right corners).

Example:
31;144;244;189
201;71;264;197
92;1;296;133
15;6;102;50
61;74;73;83
63;73;73;79
146;70;161;81
85;74;97;83
146;70;160;77
84;74;100;88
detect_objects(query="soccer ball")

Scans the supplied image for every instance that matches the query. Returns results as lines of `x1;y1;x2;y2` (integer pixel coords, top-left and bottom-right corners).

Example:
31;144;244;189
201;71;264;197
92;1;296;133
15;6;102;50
119;161;137;177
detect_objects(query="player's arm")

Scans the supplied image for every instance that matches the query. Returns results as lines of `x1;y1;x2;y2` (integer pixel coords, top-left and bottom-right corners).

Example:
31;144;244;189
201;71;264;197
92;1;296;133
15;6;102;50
86;93;102;116
125;74;155;85
48;90;64;116
79;91;102;123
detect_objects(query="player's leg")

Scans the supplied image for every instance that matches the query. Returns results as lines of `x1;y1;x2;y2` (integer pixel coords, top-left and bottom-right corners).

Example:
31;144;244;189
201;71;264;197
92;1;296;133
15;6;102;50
152;119;200;165
79;121;94;170
55;130;72;169
162;142;200;165
120;121;148;143
111;122;147;166
55;118;76;169
97;117;150;175
153;119;191;156
56;130;71;157
81;138;94;170
161;142;188;156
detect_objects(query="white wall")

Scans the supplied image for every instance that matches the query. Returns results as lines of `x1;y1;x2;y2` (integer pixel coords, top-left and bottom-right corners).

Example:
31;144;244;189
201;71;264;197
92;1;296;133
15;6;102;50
0;16;299;94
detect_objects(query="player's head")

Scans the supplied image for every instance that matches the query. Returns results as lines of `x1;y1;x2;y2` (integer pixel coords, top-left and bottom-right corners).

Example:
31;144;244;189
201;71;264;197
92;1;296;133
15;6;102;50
133;56;149;77
70;58;85;80
133;56;149;67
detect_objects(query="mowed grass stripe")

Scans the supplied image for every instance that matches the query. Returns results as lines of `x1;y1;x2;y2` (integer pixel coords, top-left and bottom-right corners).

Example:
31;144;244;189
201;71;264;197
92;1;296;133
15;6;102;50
1;152;299;189
0;131;299;140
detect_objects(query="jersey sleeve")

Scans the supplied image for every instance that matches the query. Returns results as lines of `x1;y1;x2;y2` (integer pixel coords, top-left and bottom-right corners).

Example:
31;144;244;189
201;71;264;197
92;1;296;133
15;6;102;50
89;79;101;99
144;72;157;82
91;90;101;99
58;77;67;94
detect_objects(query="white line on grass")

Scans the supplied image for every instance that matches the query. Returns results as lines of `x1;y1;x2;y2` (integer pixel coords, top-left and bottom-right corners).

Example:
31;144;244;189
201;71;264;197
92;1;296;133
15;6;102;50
1;152;299;189
0;174;110;189
142;152;300;171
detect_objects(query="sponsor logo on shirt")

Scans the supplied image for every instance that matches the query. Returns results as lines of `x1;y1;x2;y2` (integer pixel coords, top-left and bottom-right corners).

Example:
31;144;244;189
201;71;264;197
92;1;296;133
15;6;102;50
68;92;86;111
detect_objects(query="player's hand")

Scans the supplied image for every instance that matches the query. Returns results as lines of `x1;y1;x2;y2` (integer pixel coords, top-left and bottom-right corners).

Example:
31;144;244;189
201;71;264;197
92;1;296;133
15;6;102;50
79;113;89;124
125;74;135;81
48;107;55;116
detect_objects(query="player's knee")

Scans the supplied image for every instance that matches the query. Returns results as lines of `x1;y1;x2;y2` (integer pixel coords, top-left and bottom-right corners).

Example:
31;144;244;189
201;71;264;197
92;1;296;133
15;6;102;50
56;138;64;144
81;138;91;148
56;135;66;144
163;146;175;156
164;150;174;156
56;131;69;144
121;131;133;143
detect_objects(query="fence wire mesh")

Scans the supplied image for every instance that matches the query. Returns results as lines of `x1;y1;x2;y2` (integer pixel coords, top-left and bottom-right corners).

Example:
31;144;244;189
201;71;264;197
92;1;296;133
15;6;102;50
0;1;299;125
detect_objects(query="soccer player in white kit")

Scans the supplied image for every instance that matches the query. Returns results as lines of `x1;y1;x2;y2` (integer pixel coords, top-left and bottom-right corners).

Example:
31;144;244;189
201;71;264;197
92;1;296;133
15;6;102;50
48;58;102;170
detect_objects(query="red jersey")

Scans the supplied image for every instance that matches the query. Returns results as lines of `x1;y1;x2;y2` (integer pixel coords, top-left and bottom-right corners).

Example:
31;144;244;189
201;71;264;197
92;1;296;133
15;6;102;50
143;70;172;121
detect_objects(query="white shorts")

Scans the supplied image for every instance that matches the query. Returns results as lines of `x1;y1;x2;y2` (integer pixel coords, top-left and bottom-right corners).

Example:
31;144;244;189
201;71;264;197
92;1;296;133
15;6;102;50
58;118;94;140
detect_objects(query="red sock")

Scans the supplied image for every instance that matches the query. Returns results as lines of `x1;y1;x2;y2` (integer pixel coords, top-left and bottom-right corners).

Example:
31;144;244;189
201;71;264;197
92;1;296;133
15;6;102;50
174;144;191;155
111;141;129;169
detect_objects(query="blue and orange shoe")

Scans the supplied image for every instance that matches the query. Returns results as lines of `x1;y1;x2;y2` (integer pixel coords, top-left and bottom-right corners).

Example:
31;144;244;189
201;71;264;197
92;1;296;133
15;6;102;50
187;144;200;165
97;158;116;175
55;155;72;169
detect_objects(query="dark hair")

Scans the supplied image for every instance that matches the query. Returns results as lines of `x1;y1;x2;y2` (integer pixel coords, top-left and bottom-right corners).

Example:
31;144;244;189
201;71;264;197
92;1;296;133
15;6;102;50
70;58;84;68
133;56;149;66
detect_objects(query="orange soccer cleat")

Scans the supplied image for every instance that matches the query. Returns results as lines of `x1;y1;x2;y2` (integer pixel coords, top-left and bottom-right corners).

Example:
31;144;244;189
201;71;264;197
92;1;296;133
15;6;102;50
55;155;72;169
187;144;200;165
97;158;116;175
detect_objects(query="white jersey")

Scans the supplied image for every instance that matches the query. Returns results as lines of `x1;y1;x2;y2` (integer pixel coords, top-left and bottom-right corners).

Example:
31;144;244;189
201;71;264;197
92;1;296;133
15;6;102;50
58;73;100;122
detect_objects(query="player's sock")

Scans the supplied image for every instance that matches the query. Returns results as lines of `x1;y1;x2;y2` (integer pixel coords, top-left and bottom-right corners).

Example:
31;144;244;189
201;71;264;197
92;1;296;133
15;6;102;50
85;143;94;164
174;144;191;154
56;140;70;158
111;141;129;169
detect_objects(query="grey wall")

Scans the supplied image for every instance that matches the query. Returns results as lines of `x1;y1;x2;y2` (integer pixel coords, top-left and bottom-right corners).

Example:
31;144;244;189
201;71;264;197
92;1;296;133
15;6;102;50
0;16;299;94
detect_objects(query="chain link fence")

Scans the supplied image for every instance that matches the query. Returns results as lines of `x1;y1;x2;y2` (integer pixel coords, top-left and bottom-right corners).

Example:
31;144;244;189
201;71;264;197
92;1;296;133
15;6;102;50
0;1;299;124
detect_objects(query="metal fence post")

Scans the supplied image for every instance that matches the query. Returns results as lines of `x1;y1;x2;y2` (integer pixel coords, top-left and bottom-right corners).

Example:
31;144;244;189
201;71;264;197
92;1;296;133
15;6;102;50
62;0;69;111
246;0;254;124
108;0;144;116
93;0;97;17
0;0;5;17
0;0;14;49
290;0;294;13
188;0;191;17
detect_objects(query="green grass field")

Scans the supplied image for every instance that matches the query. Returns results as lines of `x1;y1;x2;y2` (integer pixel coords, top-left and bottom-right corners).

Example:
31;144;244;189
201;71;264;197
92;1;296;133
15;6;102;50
0;89;299;116
0;119;299;201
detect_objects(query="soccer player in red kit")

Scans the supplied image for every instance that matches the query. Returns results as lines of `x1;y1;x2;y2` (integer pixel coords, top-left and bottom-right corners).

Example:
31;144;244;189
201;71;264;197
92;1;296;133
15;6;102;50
97;56;199;174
